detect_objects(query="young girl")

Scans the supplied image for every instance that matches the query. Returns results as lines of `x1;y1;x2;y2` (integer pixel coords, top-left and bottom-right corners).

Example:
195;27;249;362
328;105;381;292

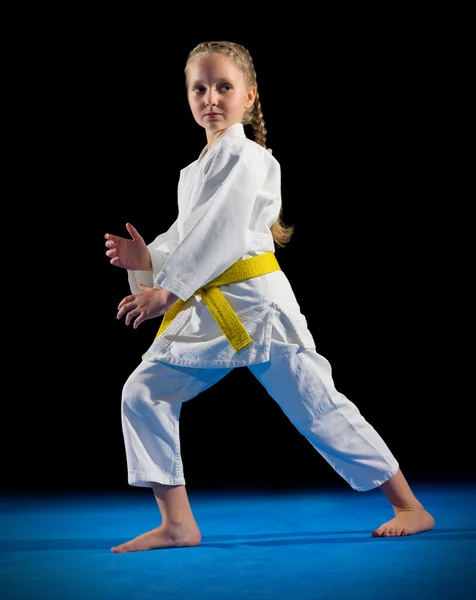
104;40;434;553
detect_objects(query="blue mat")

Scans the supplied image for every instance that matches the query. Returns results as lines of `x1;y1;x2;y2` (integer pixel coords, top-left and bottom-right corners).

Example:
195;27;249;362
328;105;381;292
1;481;475;600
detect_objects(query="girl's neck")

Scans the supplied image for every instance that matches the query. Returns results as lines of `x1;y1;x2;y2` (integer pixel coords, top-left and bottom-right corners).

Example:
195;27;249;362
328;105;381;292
205;122;242;151
205;128;227;151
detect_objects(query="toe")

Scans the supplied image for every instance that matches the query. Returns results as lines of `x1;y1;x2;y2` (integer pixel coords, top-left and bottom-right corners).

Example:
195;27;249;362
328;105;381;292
371;528;383;537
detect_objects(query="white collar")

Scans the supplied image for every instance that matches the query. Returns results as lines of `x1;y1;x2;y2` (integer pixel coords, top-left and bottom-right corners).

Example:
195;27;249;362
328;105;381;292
198;123;246;161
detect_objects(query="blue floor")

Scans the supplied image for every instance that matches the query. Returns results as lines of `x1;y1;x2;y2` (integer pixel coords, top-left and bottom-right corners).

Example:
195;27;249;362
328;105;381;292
1;481;475;600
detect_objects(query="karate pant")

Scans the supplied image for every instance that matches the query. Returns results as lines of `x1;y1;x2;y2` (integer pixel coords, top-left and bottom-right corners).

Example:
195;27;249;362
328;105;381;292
120;341;399;492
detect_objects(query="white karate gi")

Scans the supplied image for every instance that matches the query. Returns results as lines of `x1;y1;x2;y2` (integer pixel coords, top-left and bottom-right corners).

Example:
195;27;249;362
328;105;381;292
121;124;399;492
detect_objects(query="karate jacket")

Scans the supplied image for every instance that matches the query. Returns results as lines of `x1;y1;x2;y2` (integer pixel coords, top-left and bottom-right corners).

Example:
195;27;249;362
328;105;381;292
128;123;316;367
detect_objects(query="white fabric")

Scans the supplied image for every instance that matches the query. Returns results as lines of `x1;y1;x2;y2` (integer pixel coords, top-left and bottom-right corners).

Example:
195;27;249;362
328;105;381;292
128;123;315;368
121;327;399;492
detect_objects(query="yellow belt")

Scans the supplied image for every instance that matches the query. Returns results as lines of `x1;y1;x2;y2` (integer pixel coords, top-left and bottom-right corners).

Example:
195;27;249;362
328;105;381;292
154;252;281;352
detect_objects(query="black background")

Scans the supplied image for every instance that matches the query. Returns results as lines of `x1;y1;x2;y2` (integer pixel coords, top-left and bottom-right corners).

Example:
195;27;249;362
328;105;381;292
6;13;472;494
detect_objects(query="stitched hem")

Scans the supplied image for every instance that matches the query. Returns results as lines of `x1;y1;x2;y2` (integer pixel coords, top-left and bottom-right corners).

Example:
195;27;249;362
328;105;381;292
350;462;400;492
128;470;186;488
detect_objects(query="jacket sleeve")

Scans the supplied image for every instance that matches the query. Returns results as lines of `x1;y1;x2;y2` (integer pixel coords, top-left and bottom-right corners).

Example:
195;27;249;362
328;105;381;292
127;218;180;294
154;144;269;301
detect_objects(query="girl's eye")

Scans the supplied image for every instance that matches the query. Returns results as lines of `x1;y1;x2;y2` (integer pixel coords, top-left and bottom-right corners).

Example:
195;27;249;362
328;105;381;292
192;83;231;93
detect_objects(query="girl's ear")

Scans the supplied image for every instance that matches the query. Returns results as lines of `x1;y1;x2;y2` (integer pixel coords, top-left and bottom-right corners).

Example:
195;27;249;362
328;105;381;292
246;87;257;109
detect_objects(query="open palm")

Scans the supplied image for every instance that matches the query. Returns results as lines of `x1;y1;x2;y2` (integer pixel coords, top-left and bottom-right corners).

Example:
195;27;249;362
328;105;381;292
104;223;151;271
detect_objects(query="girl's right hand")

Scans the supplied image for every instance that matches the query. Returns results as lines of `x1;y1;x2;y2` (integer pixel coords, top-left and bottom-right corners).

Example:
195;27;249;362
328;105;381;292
104;223;152;271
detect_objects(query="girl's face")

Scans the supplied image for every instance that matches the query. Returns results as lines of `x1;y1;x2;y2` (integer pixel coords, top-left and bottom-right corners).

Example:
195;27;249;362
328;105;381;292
187;53;256;138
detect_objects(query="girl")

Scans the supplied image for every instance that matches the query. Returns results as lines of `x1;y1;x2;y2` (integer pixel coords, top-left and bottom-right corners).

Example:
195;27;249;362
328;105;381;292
104;40;434;553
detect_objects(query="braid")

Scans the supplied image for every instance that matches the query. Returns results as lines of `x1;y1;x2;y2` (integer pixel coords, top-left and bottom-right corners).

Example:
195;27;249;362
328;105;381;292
239;45;267;149
185;41;293;247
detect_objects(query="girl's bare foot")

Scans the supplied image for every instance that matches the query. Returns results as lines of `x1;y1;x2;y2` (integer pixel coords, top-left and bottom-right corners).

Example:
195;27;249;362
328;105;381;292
374;469;435;537
372;506;435;537
111;521;201;553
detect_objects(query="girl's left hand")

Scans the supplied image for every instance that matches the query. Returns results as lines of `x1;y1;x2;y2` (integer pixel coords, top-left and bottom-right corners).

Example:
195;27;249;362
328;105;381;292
116;284;179;329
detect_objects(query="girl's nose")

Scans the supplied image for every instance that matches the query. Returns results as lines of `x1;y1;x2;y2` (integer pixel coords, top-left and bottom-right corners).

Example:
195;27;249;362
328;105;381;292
205;91;218;106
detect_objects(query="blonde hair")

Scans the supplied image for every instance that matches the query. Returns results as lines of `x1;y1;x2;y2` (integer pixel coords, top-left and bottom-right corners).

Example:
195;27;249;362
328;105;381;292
185;41;294;248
